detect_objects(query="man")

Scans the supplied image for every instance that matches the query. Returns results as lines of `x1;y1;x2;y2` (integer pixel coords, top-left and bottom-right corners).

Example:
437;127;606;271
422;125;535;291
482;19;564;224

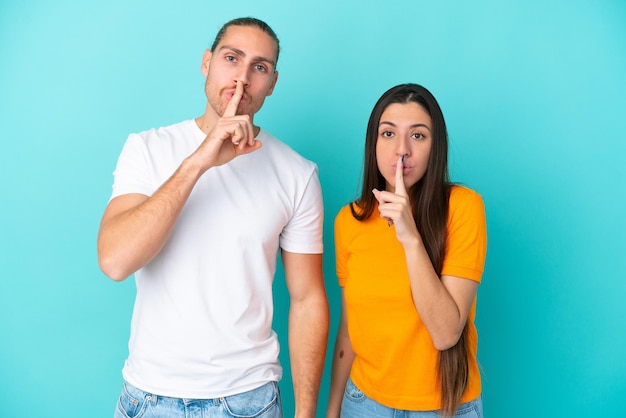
98;17;329;418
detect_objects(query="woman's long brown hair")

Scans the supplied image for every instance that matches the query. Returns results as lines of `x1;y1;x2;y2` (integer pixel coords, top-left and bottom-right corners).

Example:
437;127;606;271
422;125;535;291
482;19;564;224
350;84;469;416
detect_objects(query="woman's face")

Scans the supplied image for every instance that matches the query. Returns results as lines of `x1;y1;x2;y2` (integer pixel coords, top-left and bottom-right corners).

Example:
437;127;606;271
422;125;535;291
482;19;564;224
375;102;433;192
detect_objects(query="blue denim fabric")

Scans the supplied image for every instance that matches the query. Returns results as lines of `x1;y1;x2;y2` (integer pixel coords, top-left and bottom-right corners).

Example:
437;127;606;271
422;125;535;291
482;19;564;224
340;378;482;418
114;380;282;418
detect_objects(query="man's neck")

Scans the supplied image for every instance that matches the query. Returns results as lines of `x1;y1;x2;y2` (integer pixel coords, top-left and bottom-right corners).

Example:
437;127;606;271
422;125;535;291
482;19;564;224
194;109;219;135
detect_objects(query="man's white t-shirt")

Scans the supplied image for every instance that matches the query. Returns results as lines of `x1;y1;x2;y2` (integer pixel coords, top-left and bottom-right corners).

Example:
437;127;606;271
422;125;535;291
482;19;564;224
110;120;323;398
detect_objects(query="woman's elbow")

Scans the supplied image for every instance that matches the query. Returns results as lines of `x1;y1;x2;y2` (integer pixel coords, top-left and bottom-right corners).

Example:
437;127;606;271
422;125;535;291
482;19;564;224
432;330;463;351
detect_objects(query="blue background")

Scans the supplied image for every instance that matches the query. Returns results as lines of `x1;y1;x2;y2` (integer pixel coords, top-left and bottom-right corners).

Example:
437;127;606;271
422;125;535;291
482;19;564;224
1;1;625;417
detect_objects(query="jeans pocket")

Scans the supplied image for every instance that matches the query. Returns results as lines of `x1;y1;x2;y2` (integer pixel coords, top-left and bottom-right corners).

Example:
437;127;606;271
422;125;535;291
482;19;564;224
115;382;150;418
343;378;366;402
222;382;281;418
454;395;482;418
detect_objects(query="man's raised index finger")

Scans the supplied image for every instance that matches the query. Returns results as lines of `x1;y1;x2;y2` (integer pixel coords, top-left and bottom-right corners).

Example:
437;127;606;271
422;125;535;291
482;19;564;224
223;80;244;117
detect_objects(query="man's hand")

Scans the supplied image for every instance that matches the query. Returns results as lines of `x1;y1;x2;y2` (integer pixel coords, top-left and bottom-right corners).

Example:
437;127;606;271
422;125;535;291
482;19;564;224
195;80;262;171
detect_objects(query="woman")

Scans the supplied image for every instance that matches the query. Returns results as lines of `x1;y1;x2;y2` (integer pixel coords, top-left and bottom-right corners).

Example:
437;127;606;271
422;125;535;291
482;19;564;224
327;84;487;417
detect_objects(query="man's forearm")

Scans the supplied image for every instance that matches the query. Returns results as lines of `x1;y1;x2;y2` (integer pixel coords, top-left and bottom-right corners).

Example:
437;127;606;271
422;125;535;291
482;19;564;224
288;294;329;418
97;158;204;281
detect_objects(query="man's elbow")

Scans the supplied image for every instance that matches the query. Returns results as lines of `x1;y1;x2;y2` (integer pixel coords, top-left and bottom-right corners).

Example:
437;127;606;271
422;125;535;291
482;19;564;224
304;292;329;319
98;252;131;282
293;291;330;325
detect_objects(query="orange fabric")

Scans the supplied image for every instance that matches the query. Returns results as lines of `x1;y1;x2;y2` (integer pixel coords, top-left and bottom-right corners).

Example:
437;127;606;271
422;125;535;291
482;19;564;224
335;185;487;410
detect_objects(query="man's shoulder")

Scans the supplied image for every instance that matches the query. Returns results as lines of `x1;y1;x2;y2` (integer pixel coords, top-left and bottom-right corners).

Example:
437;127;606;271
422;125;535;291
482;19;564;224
258;129;318;172
133;119;196;138
125;120;203;152
257;129;297;154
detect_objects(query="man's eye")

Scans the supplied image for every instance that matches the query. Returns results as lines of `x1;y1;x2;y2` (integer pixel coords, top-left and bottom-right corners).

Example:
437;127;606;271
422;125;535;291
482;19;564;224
225;56;236;62
255;64;267;72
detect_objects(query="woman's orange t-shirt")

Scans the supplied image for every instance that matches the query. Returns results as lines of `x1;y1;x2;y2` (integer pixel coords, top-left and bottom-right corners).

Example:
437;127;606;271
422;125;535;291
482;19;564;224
335;185;487;410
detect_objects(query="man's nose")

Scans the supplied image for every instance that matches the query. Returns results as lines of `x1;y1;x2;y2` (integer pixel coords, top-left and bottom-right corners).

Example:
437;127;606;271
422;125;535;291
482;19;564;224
234;68;251;87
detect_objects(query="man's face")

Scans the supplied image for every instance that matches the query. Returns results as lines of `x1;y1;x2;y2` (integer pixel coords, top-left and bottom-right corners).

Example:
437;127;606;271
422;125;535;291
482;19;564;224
202;25;279;119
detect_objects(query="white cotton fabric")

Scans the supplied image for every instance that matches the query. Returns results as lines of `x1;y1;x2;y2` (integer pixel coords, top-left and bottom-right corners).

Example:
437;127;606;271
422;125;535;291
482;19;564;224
109;120;323;398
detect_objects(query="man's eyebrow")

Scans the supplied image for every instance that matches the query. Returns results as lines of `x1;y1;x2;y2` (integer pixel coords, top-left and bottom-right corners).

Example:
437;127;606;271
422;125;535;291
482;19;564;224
218;45;276;67
379;121;431;131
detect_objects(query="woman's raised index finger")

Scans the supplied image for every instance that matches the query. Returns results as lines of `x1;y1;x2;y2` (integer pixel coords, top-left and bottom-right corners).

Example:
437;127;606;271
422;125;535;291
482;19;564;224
395;155;408;196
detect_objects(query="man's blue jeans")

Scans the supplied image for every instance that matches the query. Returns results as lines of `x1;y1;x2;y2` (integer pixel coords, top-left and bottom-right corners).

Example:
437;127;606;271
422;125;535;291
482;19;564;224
114;380;282;418
341;378;483;418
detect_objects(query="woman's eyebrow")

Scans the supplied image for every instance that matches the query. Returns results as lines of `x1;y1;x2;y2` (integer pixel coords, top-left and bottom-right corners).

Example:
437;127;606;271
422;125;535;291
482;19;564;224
379;121;431;131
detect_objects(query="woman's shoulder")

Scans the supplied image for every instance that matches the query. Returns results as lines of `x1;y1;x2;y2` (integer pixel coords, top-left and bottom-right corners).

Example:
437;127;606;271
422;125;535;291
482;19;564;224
448;185;485;219
449;184;483;205
335;201;373;229
335;202;357;222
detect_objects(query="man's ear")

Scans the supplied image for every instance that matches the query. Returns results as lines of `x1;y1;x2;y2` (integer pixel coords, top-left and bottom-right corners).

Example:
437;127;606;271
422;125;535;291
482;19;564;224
266;71;279;97
200;49;212;77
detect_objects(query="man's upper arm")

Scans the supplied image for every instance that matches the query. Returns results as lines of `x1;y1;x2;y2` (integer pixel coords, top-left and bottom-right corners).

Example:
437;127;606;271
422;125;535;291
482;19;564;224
282;250;325;301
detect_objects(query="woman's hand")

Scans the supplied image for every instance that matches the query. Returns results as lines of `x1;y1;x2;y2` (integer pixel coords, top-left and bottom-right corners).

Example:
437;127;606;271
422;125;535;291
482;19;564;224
373;155;420;246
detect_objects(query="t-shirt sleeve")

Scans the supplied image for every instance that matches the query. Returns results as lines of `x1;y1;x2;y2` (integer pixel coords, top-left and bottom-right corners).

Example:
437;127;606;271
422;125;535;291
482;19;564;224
110;133;154;200
279;167;324;254
441;187;487;282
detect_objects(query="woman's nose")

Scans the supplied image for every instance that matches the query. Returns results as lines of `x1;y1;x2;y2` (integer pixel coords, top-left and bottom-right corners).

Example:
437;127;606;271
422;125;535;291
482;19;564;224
396;138;410;156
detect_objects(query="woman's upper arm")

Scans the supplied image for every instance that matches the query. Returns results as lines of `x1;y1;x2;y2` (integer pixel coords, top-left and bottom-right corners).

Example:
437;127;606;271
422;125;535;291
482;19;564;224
440;275;480;322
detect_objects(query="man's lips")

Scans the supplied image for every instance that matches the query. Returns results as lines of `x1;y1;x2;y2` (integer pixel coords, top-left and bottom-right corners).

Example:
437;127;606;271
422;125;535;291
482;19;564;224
225;90;247;103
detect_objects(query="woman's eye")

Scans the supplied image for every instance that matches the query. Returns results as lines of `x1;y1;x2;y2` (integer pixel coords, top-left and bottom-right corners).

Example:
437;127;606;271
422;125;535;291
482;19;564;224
380;131;394;138
412;133;425;140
